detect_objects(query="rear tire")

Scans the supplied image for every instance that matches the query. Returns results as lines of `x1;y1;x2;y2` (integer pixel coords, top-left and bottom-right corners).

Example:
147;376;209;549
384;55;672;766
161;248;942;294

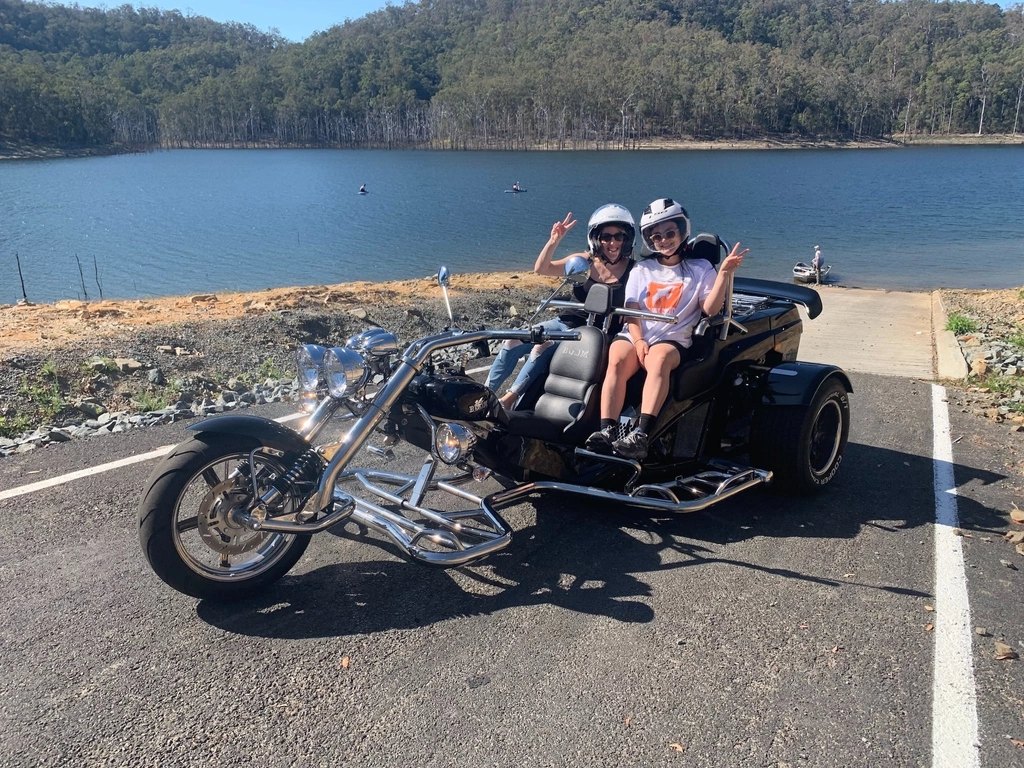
750;377;850;494
138;434;312;601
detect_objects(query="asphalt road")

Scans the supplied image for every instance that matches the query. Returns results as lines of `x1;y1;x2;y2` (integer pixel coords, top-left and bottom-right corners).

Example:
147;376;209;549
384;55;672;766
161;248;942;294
1;375;1023;768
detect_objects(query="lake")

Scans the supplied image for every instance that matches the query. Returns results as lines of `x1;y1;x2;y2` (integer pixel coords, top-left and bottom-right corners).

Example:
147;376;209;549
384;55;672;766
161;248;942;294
1;146;1022;305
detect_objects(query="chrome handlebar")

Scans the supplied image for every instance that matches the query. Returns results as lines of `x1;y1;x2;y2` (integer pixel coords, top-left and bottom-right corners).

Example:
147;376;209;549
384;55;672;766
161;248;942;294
543;299;678;325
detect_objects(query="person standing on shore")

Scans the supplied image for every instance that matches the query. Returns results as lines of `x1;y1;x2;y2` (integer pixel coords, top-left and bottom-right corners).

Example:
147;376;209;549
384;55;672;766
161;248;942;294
487;205;636;409
585;197;747;460
812;245;823;284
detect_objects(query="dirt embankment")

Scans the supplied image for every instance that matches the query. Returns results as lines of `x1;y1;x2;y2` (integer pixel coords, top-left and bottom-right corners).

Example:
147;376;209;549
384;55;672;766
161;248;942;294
0;272;557;438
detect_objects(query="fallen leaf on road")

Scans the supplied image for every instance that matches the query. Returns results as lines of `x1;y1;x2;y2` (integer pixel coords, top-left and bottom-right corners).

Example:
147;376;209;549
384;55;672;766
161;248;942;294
1010;738;1024;748
953;528;965;536
843;573;855;578
976;627;990;636
668;743;686;753
925;624;934;632
1011;507;1024;524
925;605;935;612
1017;543;1024;557
624;717;632;727
995;641;1019;661
1005;531;1024;544
341;656;350;669
1001;559;1019;570
799;624;809;630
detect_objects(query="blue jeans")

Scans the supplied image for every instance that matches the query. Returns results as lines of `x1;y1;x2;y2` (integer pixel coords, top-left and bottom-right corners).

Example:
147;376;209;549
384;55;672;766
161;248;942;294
486;317;571;399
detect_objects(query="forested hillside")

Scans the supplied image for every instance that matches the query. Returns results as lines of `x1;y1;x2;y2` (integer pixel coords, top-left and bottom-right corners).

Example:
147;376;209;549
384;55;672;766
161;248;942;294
1;0;1022;151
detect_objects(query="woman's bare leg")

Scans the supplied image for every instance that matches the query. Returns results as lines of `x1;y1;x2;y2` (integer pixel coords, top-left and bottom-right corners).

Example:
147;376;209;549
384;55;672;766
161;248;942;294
639;344;682;418
600;338;641;419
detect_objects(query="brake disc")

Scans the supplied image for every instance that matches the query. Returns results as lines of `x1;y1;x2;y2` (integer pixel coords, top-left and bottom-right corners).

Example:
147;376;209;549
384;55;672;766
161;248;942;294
196;479;267;555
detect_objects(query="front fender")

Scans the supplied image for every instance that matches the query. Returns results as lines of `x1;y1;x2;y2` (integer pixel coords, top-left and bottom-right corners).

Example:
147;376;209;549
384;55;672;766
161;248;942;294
186;414;312;455
760;362;853;407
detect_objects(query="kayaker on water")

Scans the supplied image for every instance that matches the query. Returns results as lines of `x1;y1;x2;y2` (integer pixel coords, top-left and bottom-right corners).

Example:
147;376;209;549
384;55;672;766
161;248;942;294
359;184;367;194
512;181;521;192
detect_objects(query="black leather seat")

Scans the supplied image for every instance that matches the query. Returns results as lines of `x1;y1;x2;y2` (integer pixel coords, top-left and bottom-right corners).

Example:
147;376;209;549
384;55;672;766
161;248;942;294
504;325;607;443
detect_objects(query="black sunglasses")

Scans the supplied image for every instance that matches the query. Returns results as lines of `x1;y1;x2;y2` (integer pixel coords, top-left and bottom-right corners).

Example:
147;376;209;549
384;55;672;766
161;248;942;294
598;232;627;243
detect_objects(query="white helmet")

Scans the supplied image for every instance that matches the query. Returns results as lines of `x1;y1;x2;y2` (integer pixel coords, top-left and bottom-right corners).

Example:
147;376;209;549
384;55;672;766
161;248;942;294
587;203;635;262
639;198;691;252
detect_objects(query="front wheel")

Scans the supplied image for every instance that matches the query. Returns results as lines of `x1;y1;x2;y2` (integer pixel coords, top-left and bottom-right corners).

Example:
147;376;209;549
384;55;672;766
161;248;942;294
750;377;850;494
138;434;312;601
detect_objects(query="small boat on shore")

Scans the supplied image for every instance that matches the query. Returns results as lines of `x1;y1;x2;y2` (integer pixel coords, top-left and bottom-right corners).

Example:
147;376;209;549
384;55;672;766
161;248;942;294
793;261;830;284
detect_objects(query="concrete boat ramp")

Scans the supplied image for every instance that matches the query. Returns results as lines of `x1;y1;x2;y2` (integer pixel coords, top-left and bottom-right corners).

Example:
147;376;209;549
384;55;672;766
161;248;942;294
794;286;965;380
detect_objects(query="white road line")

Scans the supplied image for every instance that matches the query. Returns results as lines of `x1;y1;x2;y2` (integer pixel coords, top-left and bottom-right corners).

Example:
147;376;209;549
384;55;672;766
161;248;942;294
931;384;981;768
0;411;306;501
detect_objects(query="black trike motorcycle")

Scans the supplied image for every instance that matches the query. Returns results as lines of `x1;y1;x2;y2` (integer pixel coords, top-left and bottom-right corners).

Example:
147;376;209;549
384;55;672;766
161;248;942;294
139;235;851;600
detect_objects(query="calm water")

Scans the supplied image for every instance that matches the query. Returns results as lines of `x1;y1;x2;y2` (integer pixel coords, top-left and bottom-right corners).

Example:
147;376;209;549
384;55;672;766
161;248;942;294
1;146;1023;304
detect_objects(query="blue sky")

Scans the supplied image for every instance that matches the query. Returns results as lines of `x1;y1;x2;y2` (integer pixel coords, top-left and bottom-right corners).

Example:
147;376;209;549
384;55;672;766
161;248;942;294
81;1;395;42
77;1;1024;43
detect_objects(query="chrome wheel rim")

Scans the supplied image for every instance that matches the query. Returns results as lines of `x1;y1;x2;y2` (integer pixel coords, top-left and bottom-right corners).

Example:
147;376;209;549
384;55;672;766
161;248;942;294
172;451;301;582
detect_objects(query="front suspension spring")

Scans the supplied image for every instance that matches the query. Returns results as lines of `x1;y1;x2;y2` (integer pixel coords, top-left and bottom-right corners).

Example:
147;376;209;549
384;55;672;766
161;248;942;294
271;449;322;497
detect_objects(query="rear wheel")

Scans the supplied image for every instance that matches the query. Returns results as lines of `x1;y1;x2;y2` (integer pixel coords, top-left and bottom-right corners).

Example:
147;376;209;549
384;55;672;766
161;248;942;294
138;434;312;601
750;377;850;494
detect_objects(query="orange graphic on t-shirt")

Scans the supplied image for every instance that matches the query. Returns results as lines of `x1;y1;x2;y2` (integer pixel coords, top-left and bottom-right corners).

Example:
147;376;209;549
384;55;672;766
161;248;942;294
644;282;685;313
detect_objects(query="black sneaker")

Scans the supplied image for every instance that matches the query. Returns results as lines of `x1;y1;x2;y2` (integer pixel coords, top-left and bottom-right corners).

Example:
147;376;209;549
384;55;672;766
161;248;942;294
612;427;648;460
584;425;617;454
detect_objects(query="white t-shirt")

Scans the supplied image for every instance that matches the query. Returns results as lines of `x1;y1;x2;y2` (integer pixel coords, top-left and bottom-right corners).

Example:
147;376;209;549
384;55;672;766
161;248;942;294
623;258;717;347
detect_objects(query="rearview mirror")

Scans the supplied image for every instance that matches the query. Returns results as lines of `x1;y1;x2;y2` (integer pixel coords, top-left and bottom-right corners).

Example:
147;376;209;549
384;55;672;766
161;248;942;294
563;255;590;285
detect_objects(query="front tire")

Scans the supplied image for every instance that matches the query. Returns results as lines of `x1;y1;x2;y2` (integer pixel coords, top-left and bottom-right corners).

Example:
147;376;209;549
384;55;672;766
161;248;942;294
138;434;312;601
750;377;850;494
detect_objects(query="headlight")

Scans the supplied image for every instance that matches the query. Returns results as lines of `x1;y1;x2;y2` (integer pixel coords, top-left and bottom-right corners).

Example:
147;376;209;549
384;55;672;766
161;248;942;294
323;347;369;398
295;344;326;392
434;423;475;465
347;328;399;357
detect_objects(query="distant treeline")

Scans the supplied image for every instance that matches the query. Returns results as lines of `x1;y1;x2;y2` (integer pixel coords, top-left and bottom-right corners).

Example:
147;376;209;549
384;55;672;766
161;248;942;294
1;0;1023;151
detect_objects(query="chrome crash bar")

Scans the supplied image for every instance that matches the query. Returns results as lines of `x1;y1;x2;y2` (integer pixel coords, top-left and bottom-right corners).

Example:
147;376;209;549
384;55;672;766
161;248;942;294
484;460;772;516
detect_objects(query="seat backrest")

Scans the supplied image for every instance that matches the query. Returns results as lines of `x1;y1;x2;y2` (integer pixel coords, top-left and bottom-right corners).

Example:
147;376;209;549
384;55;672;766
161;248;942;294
532;325;607;439
688;233;724;266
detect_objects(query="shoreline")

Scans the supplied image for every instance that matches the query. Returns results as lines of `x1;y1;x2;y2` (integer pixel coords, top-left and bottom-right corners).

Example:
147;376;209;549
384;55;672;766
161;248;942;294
3;274;1022;358
2;133;1021;160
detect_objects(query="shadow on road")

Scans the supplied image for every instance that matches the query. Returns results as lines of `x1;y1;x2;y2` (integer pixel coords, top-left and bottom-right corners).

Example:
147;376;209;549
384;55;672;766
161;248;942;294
195;441;1008;639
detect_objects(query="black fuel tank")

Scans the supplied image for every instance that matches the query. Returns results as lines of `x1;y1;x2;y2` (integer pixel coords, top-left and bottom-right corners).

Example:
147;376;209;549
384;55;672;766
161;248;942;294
406;373;505;422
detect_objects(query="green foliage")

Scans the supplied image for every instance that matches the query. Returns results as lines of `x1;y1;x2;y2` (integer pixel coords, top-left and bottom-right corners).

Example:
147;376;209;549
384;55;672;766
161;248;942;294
18;368;65;420
256;358;284;381
977;375;1024;413
0;414;32;438
946;313;979;336
1009;328;1024;352
81;356;119;374
132;391;167;412
3;0;1024;150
